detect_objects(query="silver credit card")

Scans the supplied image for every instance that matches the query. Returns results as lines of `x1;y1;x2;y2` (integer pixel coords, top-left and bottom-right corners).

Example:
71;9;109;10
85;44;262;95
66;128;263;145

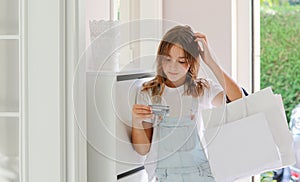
148;104;170;116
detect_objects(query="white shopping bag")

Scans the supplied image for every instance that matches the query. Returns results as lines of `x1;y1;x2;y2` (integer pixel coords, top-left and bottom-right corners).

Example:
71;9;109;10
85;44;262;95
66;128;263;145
201;87;295;182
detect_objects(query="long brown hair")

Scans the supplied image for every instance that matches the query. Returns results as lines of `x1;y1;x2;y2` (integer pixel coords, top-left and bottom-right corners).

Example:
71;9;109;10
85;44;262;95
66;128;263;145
142;25;209;100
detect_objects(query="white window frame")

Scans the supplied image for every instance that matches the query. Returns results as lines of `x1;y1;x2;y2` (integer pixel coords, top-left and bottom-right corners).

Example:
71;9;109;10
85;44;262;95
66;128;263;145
233;0;260;94
65;0;87;182
233;0;260;181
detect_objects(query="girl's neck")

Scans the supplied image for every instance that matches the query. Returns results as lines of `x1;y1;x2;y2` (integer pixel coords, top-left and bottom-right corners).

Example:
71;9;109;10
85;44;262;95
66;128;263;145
165;78;186;88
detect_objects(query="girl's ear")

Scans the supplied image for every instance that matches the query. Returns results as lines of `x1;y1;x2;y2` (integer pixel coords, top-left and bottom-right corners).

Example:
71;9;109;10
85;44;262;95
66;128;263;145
187;64;191;70
187;65;192;75
187;61;191;70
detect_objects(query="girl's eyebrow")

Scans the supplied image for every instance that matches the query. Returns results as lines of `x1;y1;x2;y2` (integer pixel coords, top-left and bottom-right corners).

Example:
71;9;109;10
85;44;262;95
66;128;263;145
164;54;187;59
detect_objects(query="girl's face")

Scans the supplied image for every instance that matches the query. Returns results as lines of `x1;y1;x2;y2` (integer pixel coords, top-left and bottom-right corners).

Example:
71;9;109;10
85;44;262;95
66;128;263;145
162;45;190;87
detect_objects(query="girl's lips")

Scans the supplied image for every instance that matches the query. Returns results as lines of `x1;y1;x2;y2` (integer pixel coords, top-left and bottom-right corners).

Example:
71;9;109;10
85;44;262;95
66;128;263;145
168;72;178;75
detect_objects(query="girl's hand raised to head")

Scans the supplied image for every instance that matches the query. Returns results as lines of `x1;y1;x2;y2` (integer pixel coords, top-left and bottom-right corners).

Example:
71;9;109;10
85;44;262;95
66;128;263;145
194;32;215;67
132;104;153;126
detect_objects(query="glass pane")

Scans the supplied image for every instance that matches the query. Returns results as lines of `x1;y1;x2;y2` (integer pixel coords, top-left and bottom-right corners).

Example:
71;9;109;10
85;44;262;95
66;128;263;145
0;40;19;112
0;117;19;182
0;0;19;35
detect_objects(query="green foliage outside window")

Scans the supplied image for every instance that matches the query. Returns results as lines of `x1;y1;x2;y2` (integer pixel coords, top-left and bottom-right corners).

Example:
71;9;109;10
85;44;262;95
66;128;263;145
260;4;300;123
260;0;300;7
260;2;300;181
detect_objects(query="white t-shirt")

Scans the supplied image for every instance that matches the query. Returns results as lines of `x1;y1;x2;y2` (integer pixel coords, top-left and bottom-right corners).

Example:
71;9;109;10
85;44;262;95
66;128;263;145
135;79;223;181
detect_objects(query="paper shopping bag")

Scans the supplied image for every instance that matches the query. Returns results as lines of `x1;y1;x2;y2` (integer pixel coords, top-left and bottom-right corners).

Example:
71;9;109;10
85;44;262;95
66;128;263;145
203;112;281;182
242;88;294;166
201;87;295;182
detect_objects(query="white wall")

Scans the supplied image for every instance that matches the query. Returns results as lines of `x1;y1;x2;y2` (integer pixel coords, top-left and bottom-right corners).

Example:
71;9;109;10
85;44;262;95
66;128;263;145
163;0;233;75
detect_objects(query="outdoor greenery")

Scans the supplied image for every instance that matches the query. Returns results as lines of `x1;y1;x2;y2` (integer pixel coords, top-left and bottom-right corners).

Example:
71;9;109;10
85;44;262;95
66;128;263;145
261;0;300;6
260;3;300;181
260;4;300;123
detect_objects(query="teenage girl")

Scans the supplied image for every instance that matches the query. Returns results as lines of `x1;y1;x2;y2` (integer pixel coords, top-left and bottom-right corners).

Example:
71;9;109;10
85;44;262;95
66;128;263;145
131;25;242;182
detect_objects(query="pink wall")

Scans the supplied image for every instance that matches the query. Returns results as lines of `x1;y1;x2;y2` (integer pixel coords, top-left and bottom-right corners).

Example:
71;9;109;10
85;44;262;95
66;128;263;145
163;0;233;74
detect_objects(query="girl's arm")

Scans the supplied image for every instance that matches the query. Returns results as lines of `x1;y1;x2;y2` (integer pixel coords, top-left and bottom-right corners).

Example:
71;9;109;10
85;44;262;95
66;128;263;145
131;104;153;155
207;61;242;104
194;32;242;105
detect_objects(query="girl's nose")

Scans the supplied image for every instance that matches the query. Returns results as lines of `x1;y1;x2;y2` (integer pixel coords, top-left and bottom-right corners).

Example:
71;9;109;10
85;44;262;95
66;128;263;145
169;59;178;67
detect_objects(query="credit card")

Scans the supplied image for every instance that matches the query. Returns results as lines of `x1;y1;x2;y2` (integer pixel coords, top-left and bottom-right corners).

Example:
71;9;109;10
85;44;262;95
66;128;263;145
148;104;170;116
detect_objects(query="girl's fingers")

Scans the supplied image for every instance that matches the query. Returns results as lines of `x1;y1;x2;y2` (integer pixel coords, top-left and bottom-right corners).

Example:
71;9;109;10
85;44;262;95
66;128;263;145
133;104;152;110
133;106;151;112
135;113;153;119
194;37;207;45
195;38;205;52
194;32;206;37
134;109;152;114
132;104;153;119
194;38;208;52
194;32;208;43
132;104;152;116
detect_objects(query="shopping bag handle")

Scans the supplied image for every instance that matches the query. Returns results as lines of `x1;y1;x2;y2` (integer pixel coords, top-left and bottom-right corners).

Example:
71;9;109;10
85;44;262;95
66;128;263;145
242;87;249;96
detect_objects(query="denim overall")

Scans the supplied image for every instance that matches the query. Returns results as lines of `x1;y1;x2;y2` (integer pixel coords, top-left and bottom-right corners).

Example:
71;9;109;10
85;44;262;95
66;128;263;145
154;115;215;182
